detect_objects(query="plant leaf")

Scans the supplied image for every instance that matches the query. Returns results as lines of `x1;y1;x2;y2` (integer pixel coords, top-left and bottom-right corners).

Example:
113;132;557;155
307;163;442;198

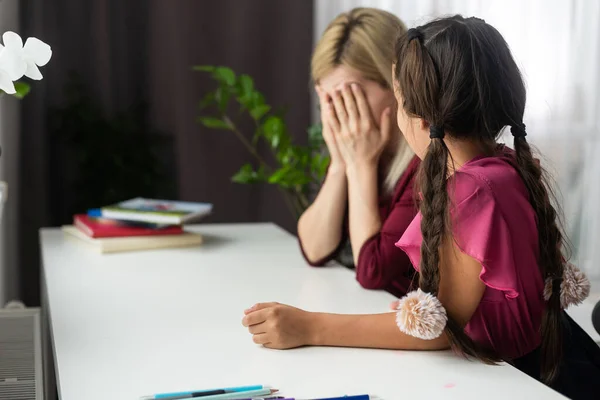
215;86;231;112
280;147;294;164
307;123;324;147
197;116;231;130
251;91;265;108
262;116;285;149
13;81;31;99
232;163;266;184
192;65;215;72
232;164;254;183
268;166;291;184
238;74;254;97
213;67;236;86
250;105;271;121
198;92;215;109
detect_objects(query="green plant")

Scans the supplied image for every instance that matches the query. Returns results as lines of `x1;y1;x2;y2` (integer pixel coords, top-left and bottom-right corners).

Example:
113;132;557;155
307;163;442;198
194;65;328;218
49;73;174;216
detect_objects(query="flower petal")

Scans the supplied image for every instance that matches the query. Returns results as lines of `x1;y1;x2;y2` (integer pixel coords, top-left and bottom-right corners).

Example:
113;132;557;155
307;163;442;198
2;31;23;50
0;48;26;80
24;63;43;80
23;38;52;66
0;70;16;94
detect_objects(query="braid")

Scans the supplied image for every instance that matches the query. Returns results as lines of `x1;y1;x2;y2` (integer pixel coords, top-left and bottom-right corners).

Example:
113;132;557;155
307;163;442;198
418;137;498;362
418;138;448;294
403;26;499;362
512;132;565;383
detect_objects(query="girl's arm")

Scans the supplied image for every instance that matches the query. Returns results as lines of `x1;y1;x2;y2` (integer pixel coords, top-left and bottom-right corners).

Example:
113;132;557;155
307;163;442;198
243;235;487;350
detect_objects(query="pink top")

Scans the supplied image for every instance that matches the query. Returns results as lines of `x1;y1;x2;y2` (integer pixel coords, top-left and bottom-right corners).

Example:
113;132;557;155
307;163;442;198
396;150;545;359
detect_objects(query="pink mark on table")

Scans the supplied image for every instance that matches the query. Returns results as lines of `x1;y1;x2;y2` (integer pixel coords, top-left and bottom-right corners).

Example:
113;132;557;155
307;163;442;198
444;383;456;389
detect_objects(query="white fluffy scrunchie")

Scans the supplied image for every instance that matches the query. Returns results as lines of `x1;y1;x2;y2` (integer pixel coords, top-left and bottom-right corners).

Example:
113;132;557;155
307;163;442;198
543;262;590;309
394;289;447;340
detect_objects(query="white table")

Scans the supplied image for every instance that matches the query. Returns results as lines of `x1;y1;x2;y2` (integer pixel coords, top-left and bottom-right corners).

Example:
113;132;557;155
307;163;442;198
40;223;566;400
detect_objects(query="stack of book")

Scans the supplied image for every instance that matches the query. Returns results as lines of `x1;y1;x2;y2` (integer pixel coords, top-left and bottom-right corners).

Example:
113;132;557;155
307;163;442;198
62;198;213;254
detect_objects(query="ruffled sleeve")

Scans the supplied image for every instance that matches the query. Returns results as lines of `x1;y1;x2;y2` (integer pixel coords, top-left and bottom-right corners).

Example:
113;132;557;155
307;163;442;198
452;185;519;299
396;177;521;300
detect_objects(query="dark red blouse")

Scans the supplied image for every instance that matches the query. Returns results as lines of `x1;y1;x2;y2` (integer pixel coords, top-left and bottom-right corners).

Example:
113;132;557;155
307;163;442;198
299;156;420;298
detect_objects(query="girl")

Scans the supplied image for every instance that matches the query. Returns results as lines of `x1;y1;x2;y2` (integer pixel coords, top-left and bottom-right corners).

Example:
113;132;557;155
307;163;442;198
244;15;600;398
298;8;420;297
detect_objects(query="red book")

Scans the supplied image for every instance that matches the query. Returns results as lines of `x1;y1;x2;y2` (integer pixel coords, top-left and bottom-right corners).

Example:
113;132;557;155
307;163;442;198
74;214;183;238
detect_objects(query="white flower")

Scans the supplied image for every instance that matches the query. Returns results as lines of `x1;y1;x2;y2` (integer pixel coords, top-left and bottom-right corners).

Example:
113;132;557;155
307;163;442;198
1;31;52;81
0;43;24;94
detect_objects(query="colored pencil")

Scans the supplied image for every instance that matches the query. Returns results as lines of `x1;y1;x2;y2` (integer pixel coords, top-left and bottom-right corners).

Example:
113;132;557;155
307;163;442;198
142;386;264;400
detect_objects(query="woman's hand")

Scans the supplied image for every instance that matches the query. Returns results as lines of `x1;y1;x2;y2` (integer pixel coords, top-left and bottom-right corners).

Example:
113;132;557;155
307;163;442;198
242;302;317;349
327;83;391;169
316;86;345;172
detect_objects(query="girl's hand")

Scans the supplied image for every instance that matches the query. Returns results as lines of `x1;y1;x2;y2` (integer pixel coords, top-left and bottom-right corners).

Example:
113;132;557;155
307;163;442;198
328;83;391;169
316;86;345;172
242;302;316;349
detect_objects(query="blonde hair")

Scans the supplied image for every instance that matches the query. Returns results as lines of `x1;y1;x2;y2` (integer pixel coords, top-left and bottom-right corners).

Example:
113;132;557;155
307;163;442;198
312;7;415;194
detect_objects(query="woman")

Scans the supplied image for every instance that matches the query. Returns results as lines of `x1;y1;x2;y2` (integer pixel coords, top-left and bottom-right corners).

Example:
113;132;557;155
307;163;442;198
246;16;600;399
298;7;419;297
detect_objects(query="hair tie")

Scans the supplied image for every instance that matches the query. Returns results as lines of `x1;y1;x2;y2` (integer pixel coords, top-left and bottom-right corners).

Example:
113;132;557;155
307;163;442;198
394;289;447;340
429;125;445;139
543;262;590;309
510;123;527;138
406;28;423;43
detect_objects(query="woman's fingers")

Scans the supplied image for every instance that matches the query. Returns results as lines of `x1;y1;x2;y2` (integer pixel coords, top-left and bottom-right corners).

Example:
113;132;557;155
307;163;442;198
323;97;341;133
331;90;349;133
341;84;359;132
380;107;392;144
351;84;374;125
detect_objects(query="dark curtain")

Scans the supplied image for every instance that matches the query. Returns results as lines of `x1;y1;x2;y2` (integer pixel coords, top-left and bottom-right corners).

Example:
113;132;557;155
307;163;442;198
18;0;314;306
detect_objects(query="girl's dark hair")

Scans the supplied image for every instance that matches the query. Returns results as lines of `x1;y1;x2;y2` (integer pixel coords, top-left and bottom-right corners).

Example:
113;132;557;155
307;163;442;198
394;16;565;383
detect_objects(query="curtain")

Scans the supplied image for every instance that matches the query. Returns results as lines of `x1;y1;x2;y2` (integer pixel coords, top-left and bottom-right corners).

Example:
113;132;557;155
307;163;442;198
314;0;600;278
0;0;21;306
15;0;314;307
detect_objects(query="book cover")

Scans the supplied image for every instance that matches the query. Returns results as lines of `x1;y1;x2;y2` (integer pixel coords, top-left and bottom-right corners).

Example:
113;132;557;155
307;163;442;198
74;214;183;238
97;198;213;225
62;225;203;254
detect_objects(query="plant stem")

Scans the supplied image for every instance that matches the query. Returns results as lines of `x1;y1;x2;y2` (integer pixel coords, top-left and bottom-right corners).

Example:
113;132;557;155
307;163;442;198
224;115;302;219
296;190;310;210
223;115;272;172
